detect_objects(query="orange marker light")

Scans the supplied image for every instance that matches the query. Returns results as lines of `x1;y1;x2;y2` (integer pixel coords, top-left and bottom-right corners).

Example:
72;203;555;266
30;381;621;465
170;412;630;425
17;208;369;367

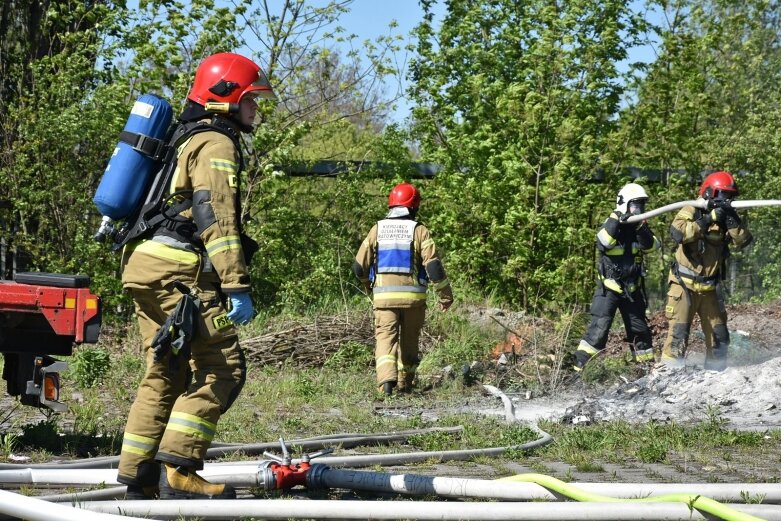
44;373;60;402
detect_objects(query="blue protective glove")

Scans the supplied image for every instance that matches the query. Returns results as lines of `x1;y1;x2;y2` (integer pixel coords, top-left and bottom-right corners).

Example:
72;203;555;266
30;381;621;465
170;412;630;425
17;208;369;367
226;292;254;325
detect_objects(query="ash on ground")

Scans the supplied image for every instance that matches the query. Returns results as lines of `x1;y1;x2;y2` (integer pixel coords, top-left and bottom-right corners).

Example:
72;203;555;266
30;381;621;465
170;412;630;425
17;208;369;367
560;300;781;431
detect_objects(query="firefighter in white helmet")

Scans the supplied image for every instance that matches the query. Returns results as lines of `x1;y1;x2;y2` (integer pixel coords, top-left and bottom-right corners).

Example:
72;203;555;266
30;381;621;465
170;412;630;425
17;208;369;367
574;183;660;371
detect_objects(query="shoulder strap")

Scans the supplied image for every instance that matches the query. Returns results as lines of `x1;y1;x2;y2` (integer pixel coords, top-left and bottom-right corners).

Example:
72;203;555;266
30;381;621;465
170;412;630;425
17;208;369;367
118;131;168;161
111;120;234;250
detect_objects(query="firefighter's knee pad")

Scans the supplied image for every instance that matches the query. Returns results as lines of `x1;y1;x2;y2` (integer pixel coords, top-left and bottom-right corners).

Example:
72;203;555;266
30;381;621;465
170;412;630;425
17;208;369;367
712;323;730;347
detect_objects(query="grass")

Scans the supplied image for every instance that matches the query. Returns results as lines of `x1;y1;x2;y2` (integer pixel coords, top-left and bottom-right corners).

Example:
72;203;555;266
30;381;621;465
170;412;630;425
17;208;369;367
9;355;779;484
0;300;780;493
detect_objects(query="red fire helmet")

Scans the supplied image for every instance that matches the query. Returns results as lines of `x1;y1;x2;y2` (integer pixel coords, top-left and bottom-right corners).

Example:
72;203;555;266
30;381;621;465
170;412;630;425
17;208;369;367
388;183;421;209
699;171;739;199
187;52;276;106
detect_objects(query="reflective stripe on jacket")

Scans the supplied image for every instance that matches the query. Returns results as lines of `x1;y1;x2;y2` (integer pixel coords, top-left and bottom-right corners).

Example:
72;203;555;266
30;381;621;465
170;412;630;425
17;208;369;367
595;211;659;295
122;125;251;293
667;204;753;292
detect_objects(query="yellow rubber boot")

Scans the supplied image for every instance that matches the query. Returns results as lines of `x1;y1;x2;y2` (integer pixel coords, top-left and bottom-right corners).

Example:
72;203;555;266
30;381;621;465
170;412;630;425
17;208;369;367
159;463;236;499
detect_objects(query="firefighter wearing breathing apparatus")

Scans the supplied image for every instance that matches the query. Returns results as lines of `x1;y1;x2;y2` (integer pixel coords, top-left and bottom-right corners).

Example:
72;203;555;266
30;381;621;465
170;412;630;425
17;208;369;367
661;171;752;370
353;183;454;397
116;52;276;500
574;183;660;372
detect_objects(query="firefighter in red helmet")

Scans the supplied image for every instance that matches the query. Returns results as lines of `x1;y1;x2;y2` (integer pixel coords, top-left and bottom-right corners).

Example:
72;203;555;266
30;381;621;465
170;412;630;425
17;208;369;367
353;183;454;396
116;52;275;499
662;171;752;370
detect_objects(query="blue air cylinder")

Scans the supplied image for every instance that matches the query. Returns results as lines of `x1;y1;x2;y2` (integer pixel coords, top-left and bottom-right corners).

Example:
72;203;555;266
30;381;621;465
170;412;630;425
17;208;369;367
92;94;173;241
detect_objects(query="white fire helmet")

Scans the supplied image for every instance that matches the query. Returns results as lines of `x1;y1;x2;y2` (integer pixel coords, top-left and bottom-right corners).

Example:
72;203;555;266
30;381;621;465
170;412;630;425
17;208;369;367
615;183;648;214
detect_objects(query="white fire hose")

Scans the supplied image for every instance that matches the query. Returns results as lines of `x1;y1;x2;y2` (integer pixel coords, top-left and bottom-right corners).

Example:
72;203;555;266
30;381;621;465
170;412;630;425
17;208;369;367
624;199;781;224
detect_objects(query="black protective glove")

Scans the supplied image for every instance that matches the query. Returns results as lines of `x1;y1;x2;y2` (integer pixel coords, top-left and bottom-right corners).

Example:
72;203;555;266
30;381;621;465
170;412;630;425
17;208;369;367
711;206;727;225
725;208;741;229
697;207;727;231
635;220;654;249
707;197;732;210
695;211;714;231
612;210;631;226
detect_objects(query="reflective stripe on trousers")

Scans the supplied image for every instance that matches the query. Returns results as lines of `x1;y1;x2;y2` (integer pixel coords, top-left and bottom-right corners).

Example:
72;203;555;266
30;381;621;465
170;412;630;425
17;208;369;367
373;307;425;386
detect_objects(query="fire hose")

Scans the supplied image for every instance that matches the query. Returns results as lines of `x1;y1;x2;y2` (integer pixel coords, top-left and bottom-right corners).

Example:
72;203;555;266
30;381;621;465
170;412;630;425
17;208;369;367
1;388;778;521
624;198;781;224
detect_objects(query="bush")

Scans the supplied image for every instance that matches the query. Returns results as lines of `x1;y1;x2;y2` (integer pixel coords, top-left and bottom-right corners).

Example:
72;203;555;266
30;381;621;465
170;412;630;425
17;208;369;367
70;347;111;388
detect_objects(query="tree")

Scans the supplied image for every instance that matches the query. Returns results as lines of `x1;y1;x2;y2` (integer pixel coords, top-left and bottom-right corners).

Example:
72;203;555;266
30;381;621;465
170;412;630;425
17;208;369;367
615;0;781;301
0;0;407;317
410;0;642;309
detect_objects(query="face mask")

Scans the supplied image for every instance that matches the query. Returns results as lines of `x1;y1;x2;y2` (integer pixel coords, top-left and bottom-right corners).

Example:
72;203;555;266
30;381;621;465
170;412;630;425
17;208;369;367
628;200;646;215
713;191;734;204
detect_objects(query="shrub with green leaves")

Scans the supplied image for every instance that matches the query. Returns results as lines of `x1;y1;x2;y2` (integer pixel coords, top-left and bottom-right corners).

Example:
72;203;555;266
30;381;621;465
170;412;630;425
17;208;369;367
70;347;111;388
324;341;373;370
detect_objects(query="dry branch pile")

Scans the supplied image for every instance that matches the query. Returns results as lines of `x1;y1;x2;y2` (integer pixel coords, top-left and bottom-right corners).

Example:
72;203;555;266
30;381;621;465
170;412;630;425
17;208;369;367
242;311;375;367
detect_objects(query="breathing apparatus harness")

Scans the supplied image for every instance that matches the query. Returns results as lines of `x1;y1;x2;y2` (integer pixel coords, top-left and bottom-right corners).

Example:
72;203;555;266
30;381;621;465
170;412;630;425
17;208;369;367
597;219;648;302
112;115;244;253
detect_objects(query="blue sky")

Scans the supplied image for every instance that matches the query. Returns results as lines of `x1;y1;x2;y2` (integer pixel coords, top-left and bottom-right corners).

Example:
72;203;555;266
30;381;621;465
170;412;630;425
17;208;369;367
334;1;660;122
337;0;440;122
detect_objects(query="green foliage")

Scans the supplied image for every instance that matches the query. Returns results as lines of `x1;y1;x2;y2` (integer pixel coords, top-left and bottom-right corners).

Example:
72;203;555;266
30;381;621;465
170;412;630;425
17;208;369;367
579;354;631;384
0;432;18;457
19;419;61;453
614;0;781;303
3;0;781;325
247;130;415;312
410;0;641;310
70;347;112;388
408;430;460;452
291;373;318;399
636;438;668;464
541;417;768;470
418;306;495;375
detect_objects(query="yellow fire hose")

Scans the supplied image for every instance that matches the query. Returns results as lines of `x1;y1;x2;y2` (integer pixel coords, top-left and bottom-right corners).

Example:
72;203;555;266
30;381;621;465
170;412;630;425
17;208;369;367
499;473;765;521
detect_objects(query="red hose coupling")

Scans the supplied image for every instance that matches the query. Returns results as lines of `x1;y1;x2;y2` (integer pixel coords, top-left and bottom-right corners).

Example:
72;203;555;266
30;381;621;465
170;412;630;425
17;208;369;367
268;461;312;490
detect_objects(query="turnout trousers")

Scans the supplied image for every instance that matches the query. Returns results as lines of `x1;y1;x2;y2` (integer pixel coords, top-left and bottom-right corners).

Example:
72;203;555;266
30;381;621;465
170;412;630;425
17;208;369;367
373;307;425;389
577;282;652;364
662;282;728;368
117;277;246;487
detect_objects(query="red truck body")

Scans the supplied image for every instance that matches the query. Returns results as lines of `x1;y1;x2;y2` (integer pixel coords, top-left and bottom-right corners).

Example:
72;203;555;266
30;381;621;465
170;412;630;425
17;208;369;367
0;272;101;410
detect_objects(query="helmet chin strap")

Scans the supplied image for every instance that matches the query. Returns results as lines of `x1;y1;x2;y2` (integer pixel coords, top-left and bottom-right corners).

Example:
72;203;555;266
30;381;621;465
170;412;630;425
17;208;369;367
234;118;254;133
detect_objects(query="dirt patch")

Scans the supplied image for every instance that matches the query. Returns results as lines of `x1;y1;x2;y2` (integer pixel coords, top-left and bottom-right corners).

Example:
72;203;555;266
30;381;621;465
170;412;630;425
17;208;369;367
601;300;781;363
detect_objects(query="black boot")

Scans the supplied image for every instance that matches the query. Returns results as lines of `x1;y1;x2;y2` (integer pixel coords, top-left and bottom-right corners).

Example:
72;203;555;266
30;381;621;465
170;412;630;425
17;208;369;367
377;381;396;396
123;461;160;499
126;484;159;500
